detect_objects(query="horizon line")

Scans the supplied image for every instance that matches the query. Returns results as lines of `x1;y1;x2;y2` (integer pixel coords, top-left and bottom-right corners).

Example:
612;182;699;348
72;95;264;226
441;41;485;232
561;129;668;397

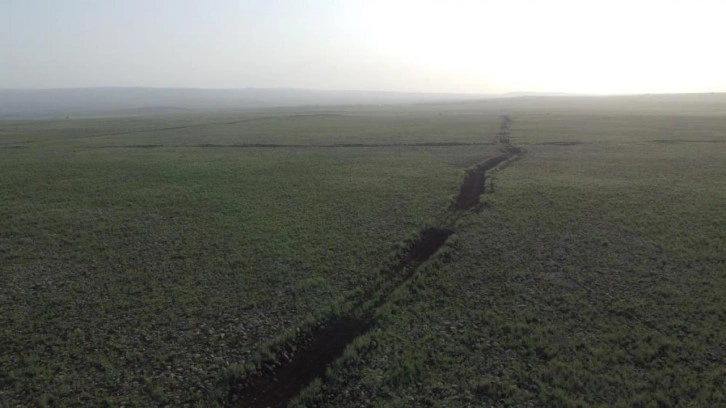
3;86;726;98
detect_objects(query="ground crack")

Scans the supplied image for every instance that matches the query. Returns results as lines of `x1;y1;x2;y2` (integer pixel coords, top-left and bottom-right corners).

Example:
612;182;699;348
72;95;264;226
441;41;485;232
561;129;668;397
221;115;522;408
452;115;522;211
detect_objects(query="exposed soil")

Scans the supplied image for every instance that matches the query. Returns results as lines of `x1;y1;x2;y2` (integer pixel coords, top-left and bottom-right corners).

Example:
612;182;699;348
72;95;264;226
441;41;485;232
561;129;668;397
452;115;521;211
398;228;453;269
229;316;371;408
454;167;485;211
453;154;514;211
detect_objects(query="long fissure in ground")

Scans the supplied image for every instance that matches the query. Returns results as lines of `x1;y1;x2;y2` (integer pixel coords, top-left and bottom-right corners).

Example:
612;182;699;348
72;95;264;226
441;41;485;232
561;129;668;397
452;116;519;211
229;228;453;408
225;115;520;407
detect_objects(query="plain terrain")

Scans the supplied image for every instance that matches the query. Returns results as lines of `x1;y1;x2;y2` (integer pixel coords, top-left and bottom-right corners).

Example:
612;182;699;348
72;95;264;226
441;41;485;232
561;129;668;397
1;96;724;406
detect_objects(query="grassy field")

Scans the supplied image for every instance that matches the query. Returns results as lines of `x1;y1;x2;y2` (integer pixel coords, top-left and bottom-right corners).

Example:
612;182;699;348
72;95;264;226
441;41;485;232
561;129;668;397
301;111;726;407
1;97;725;406
0;107;500;406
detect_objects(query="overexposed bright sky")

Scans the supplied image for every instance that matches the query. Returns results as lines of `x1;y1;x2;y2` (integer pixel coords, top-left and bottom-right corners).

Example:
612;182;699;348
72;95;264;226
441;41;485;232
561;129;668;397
3;0;725;94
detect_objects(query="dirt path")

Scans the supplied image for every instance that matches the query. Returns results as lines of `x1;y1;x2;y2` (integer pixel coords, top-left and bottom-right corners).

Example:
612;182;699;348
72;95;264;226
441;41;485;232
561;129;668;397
222;115;522;407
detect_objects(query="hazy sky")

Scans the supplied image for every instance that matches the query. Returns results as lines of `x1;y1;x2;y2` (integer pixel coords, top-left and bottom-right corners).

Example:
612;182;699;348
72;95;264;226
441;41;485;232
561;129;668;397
3;0;726;94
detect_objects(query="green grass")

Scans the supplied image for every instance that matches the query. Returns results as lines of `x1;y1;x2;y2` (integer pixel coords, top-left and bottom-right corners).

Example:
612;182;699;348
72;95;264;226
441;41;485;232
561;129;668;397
2;99;725;406
297;108;726;407
0;108;499;405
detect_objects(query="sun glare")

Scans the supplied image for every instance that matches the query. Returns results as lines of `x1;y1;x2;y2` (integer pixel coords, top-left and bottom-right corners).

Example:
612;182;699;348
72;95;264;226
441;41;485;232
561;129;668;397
359;0;726;94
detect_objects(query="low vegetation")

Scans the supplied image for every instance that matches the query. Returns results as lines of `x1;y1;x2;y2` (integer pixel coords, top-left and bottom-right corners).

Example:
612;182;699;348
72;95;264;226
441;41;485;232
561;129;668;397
1;97;724;406
302;120;726;407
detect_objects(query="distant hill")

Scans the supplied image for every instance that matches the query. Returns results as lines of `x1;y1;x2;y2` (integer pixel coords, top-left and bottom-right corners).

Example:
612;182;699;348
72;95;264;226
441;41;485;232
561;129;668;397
0;87;494;119
489;92;726;116
2;88;725;119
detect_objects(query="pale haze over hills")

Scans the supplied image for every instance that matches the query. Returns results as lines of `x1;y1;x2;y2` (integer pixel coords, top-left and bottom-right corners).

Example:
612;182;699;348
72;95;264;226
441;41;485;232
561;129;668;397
3;0;726;95
0;88;497;118
2;88;725;119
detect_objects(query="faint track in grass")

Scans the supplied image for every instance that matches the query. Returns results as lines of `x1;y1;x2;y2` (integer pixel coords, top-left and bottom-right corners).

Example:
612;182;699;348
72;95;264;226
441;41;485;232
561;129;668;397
533;141;584;146
92;141;495;149
650;139;726;144
73;113;351;140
